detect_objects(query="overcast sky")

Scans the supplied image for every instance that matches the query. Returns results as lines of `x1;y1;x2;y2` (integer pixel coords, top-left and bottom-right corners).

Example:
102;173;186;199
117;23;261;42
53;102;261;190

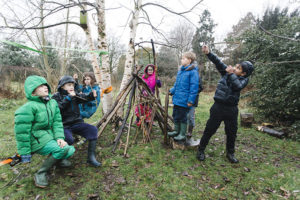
104;0;299;45
0;0;299;48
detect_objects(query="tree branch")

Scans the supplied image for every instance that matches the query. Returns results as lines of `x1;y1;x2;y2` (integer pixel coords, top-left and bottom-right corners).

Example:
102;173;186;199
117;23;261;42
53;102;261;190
0;21;82;30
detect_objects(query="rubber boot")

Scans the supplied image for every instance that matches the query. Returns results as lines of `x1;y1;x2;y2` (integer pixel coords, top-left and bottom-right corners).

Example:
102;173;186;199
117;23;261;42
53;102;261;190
174;123;187;141
226;153;239;163
58;159;72;168
196;149;205;161
57;147;72;168
168;122;180;137
34;156;59;188
87;140;101;167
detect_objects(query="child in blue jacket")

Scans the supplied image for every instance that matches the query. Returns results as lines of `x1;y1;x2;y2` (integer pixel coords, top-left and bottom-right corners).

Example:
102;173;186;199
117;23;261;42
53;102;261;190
168;52;200;142
79;72;101;119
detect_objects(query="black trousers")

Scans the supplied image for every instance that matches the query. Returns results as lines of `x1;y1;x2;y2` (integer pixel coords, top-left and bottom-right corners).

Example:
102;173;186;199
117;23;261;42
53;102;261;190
199;102;238;154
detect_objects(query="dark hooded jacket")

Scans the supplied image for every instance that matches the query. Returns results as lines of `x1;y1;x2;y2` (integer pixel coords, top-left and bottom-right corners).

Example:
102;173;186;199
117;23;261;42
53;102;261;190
207;53;249;106
52;76;95;127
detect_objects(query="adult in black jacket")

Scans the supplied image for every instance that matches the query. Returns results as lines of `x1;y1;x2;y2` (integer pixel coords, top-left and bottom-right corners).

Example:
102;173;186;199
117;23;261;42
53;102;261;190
197;45;254;163
52;76;101;167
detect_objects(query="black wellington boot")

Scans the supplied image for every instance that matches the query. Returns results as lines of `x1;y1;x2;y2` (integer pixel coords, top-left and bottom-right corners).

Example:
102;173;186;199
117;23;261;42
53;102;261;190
226;153;239;163
87;140;102;167
196;149;205;161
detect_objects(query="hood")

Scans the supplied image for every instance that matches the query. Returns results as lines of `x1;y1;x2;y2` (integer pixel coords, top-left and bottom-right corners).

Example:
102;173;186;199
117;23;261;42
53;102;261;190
24;75;51;101
186;61;198;71
57;75;76;91
144;64;156;76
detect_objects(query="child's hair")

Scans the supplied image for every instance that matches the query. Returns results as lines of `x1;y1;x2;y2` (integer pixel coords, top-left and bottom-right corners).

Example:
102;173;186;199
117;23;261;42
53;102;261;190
240;61;254;77
82;72;96;86
183;52;196;63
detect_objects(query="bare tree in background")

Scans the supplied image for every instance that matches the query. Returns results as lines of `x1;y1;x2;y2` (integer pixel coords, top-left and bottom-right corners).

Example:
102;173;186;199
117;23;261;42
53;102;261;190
116;0;203;118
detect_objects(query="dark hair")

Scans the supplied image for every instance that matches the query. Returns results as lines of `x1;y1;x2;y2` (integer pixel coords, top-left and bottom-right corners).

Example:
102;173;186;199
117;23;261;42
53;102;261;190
82;72;96;86
240;61;254;77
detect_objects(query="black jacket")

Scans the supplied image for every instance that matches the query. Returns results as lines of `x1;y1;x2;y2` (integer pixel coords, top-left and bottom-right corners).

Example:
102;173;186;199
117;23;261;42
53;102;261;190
207;53;248;106
52;76;95;127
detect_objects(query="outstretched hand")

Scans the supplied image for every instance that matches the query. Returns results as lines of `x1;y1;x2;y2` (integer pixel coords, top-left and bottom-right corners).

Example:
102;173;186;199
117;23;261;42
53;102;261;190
202;45;210;55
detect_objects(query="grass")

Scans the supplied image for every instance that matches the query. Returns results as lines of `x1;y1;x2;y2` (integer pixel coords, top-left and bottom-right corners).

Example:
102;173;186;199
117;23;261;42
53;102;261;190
0;92;299;200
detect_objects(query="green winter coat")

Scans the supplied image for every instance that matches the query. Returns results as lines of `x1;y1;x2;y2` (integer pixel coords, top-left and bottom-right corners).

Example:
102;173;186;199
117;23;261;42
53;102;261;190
14;76;65;155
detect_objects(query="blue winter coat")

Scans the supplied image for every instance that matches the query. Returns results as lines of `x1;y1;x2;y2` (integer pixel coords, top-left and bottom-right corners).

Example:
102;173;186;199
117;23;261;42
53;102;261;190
79;84;101;118
170;64;200;108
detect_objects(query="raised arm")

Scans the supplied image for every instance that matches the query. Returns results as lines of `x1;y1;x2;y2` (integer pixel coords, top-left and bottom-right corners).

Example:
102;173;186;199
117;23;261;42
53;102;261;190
202;45;227;76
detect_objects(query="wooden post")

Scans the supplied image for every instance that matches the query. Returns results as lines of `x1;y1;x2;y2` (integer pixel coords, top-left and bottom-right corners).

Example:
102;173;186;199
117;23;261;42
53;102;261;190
164;87;169;144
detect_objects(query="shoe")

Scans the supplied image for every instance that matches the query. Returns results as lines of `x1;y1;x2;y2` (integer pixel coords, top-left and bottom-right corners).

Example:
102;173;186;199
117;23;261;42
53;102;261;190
168;123;180;137
226;153;239;163
174;123;187;141
196;149;205;161
34;156;59;188
87;140;102;167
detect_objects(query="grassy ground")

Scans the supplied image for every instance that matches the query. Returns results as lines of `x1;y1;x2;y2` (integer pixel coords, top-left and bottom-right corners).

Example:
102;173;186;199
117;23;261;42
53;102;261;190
0;92;299;200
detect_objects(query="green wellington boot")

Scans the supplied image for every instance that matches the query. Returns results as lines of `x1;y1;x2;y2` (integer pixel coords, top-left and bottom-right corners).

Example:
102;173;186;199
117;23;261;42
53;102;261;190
58;159;72;168
168;123;180;137
174;123;187;141
34;156;59;188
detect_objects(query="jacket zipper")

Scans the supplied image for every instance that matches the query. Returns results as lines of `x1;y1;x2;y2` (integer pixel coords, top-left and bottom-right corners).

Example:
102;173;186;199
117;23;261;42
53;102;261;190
44;103;50;128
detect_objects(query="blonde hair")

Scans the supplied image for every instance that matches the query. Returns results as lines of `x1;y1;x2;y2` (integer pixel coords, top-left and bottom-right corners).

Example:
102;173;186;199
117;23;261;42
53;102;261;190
183;52;196;63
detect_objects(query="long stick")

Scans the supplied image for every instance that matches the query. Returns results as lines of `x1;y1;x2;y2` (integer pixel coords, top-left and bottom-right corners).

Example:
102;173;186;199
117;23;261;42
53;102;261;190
96;77;134;128
164;87;169;144
97;83;133;137
112;81;136;152
124;95;135;156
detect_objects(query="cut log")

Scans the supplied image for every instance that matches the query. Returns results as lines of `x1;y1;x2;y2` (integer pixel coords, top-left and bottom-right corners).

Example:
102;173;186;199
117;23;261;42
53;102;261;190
240;113;254;127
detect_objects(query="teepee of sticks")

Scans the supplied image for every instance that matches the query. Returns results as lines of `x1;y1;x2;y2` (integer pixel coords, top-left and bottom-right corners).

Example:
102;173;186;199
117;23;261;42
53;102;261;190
95;66;174;154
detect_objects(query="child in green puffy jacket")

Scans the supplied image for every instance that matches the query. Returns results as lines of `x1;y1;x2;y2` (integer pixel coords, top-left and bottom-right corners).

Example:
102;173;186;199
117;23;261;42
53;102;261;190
14;75;75;188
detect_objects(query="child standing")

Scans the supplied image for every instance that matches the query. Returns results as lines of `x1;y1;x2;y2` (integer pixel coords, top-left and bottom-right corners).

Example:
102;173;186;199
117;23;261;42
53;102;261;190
52;76;101;167
14;75;75;188
197;45;254;163
135;64;161;126
79;72;101;119
168;52;200;142
186;61;203;146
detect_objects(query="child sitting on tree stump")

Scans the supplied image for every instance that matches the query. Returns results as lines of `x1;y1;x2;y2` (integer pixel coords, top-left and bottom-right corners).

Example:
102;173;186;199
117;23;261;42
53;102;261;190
14;75;75;188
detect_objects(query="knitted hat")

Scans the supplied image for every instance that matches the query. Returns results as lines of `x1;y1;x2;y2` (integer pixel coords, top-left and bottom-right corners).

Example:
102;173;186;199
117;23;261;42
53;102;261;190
240;61;254;77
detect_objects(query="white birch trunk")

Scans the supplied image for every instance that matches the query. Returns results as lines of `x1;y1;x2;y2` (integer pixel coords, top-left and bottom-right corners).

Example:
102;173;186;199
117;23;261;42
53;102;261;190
119;0;142;93
96;0;113;113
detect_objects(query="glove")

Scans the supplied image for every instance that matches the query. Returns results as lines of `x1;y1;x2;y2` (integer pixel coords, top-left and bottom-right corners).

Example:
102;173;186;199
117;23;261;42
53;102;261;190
21;155;32;163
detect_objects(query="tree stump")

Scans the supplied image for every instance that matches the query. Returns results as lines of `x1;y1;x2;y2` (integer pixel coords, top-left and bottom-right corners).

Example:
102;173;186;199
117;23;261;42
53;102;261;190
170;138;199;150
240;113;254;127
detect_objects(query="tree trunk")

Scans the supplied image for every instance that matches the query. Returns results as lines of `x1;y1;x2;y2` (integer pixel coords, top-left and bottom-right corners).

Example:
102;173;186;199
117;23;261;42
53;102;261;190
96;0;113;113
119;0;142;92
40;0;57;90
117;0;142;117
60;5;70;77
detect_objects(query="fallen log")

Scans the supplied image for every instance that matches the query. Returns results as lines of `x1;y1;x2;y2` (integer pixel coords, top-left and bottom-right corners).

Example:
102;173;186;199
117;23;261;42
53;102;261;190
257;126;285;138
